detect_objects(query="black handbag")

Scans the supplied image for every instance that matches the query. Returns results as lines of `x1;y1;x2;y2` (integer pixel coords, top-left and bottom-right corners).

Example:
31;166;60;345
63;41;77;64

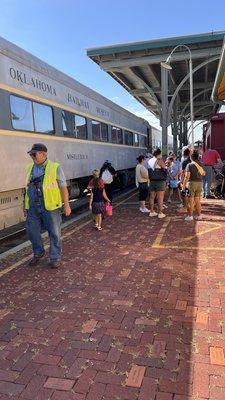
148;166;167;181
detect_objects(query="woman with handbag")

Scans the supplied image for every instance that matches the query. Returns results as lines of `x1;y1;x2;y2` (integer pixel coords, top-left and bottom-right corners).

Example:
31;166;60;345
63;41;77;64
148;148;167;219
182;150;206;221
135;155;149;213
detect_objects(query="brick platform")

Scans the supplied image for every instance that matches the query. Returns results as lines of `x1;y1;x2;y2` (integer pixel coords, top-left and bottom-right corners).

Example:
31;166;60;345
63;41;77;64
0;193;225;399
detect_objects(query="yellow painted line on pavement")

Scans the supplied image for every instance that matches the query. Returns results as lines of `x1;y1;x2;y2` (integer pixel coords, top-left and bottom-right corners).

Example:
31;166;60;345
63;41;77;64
0;190;137;278
152;217;171;248
151;216;224;251
165;222;222;247
153;244;225;251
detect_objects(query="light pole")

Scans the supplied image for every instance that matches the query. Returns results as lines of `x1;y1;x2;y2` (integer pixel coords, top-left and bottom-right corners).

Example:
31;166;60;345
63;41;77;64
161;44;194;148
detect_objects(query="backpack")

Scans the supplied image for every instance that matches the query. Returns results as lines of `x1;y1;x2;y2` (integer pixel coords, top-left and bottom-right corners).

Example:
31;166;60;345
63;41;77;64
192;161;206;177
101;169;113;184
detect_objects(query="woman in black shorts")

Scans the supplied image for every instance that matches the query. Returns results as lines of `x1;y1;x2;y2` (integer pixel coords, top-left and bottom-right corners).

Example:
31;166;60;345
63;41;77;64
148;149;167;219
135;155;149;213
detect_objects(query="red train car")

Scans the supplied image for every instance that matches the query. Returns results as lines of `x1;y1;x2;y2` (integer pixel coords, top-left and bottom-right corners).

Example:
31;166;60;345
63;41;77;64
203;113;225;160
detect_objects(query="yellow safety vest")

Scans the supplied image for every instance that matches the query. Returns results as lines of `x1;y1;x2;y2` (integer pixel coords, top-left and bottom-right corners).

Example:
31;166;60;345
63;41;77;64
25;160;62;211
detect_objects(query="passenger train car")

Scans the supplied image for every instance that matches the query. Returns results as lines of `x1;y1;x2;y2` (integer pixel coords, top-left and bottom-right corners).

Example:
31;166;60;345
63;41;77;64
150;125;173;151
0;36;151;230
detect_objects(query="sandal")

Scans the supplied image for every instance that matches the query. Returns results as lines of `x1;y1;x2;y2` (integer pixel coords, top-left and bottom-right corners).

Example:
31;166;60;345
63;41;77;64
97;226;102;231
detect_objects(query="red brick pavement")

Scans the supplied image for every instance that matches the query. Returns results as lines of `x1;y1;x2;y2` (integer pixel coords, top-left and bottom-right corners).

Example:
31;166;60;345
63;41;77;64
0;195;225;399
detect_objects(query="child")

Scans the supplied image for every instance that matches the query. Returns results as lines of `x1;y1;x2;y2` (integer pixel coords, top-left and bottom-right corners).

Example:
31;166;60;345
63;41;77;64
89;170;110;230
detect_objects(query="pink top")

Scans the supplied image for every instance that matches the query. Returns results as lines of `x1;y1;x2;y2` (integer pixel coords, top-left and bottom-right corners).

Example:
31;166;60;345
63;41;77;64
201;149;221;166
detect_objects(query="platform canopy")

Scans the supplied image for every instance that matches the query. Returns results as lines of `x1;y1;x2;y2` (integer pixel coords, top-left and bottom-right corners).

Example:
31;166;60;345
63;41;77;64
212;38;225;103
87;32;225;149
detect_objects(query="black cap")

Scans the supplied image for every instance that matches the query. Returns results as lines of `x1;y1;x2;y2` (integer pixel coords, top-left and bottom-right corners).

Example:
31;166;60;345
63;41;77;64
27;143;48;154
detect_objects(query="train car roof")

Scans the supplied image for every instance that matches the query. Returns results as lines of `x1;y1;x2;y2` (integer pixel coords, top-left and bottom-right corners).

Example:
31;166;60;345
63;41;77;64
0;36;149;127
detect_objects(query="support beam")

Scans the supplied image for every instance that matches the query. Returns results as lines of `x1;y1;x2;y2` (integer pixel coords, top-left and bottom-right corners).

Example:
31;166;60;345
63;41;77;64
179;100;211;108
127;66;162;112
183;119;188;146
179;120;183;149
179;88;212;120
161;65;168;156
100;47;221;70
146;65;160;87
110;71;135;91
130;81;215;96
167;56;220;126
172;98;178;153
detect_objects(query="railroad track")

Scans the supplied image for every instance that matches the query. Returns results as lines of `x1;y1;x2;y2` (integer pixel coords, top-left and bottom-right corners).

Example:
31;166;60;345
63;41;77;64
0;186;136;255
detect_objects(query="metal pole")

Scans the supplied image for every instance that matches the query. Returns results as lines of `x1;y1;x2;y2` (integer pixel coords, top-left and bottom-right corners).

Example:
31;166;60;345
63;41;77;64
172;98;178;154
189;57;194;147
183;119;188;145
179;119;183;149
161;65;168;157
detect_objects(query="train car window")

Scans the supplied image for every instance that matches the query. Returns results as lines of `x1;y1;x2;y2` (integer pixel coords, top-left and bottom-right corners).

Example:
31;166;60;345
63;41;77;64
134;133;140;147
124;130;133;146
101;123;108;142
111;126;117;143
111;126;123;144
92;120;101;141
140;135;147;147
33;102;54;134
10;95;34;131
62;110;75;136
92;120;108;141
75;115;87;139
118;129;123;144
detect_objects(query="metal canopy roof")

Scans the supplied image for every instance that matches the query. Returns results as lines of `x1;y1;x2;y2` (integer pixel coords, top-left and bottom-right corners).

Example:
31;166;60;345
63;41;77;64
212;38;225;103
87;32;225;123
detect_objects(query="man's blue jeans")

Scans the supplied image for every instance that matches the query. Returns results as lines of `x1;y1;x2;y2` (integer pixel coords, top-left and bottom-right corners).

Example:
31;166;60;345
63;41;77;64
26;205;62;261
202;165;213;197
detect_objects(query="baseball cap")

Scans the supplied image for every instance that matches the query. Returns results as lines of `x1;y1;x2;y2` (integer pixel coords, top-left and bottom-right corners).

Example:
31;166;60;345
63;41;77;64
27;143;48;154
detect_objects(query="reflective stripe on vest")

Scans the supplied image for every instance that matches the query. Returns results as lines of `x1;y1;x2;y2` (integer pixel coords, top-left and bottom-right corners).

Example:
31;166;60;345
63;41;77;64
25;160;62;211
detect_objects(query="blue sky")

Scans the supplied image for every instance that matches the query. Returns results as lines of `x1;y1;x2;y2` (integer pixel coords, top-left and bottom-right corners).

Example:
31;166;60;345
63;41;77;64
0;0;225;139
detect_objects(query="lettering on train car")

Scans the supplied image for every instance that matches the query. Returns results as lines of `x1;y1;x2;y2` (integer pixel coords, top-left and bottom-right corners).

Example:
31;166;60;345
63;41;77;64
67;93;89;110
66;153;88;160
96;106;110;118
9;67;57;96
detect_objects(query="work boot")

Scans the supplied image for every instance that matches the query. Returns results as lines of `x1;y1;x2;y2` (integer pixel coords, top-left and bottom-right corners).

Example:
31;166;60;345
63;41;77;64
49;260;61;269
28;253;45;266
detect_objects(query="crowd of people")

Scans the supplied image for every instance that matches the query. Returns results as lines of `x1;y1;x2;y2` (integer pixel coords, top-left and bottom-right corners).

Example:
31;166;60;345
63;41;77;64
24;142;223;268
136;146;223;222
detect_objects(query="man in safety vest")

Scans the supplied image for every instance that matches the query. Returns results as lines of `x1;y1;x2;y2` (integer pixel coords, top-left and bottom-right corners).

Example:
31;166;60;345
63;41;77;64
25;143;71;268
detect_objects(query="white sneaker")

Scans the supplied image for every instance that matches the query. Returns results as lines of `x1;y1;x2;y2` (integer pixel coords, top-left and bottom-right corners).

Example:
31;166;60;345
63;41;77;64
184;216;193;221
167;199;171;203
149;211;158;217
158;213;166;219
139;207;150;213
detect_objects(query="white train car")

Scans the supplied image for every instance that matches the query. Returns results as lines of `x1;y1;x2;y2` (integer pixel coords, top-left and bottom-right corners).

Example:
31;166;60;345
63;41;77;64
0;37;150;230
150;126;173;152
